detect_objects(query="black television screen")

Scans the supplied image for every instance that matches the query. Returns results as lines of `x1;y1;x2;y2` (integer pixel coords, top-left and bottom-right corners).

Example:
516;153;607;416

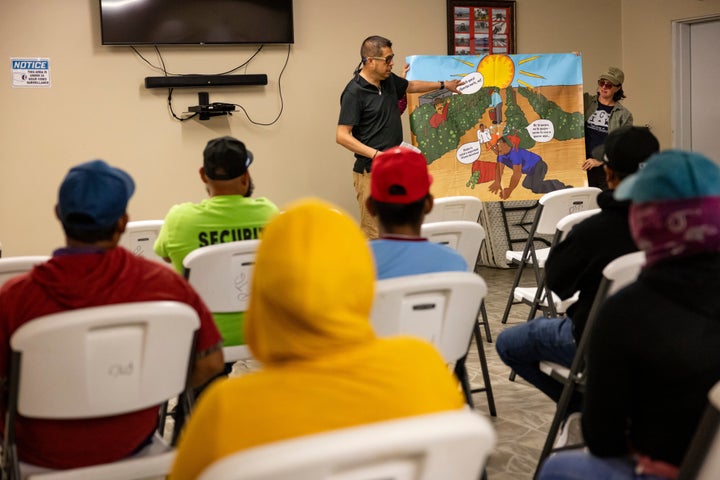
100;0;294;45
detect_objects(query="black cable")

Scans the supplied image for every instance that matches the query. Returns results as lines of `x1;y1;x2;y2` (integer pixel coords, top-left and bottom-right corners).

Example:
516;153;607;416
231;44;290;126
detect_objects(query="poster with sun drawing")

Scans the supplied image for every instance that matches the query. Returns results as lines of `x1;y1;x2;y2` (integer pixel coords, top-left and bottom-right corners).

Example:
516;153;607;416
406;53;585;202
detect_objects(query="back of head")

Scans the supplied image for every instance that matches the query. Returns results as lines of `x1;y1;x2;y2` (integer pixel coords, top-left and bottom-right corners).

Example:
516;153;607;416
203;136;253;180
370;147;433;228
57;160;135;242
594;126;660;180
246;199;375;363
615;150;720;265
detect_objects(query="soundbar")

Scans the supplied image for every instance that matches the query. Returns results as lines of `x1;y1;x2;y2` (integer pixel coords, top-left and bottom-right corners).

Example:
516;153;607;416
144;74;268;89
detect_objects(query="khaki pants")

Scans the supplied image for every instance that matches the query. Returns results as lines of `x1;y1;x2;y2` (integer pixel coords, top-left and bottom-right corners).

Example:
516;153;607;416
353;171;378;239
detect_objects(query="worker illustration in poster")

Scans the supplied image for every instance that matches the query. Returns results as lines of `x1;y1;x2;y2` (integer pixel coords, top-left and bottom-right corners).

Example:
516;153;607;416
406;53;585;201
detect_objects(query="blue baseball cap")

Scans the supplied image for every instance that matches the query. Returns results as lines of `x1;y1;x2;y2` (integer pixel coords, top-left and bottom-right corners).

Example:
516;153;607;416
615;150;720;203
58;160;135;230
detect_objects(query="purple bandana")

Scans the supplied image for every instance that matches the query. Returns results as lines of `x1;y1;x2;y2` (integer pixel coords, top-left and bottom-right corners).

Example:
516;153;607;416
629;196;720;267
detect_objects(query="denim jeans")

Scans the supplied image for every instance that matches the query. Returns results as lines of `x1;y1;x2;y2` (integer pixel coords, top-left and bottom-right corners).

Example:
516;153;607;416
495;316;578;405
537;450;670;480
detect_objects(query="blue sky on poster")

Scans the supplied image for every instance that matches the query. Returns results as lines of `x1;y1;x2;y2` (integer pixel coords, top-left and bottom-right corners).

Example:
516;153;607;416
405;53;583;87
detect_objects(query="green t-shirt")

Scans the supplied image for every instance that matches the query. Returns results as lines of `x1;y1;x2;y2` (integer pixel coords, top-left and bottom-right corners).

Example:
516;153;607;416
154;195;279;346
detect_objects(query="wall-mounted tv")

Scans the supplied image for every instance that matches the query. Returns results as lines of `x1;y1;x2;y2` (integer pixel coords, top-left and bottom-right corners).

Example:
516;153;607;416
100;0;294;46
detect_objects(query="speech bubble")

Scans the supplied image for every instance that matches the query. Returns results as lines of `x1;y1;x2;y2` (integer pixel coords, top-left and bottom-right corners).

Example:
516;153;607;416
457;72;484;95
526;119;555;142
456;142;481;164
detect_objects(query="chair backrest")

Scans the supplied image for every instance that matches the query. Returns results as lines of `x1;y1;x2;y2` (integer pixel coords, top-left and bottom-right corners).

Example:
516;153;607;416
0;256;50;287
119;220;165;263
535;187;601;236
196;409;496;480
679;381;720;480
8;301;199;419
420;221;485;269
423;196;482;223
371;271;487;363
555;208;601;243
573;250;647;362
183;240;260;313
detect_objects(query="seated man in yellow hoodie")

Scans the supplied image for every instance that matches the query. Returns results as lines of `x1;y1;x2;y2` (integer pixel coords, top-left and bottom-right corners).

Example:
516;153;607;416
169;199;465;480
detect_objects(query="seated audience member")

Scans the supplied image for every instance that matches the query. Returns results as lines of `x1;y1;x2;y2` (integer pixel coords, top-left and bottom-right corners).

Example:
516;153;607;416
154;136;278;348
0;160;223;470
495;127;659;408
367;146;467;279
169;199;465;480
538;150;720;480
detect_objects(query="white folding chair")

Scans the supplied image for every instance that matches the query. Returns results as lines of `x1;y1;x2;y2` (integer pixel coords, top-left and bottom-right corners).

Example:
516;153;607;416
119;220;165;264
423;196;482;224
0;256;50;287
421;220;492;342
534;250;647;474
679;381;720;480
183;240;260;364
513;208;601;321
197;409;496;480
1;301;199;480
500;187;601;324
371;271;495;416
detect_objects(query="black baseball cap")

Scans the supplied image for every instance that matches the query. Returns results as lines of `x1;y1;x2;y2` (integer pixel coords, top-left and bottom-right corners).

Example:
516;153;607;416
203;136;254;180
592;126;659;175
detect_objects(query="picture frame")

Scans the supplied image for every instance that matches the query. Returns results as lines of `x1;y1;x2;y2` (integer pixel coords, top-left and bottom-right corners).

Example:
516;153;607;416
447;0;516;55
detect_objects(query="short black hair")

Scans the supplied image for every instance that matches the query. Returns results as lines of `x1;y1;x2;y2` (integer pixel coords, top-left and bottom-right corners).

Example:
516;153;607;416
613;88;626;102
61;213;117;243
361;35;392;63
370;195;428;229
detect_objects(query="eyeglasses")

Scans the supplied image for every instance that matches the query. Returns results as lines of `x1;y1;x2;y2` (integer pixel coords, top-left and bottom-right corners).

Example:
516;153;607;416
597;79;617;89
368;54;395;65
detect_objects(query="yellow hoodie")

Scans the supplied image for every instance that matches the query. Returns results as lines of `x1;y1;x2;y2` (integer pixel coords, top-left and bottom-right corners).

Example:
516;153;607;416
170;199;464;480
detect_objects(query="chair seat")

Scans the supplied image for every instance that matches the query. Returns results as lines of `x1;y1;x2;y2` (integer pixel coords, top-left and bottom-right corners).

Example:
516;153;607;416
505;247;550;268
22;434;175;480
512;287;579;315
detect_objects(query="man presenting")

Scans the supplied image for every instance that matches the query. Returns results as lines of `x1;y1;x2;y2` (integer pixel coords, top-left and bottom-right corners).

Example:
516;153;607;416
337;35;462;238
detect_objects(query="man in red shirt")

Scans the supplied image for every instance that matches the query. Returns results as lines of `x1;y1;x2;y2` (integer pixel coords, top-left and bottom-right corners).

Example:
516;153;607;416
0;159;224;469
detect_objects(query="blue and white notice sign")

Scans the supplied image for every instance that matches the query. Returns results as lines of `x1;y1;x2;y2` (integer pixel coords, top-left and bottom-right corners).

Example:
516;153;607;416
11;57;51;88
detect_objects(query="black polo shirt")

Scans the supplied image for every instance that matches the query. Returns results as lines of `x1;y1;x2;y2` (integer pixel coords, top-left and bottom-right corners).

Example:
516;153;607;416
338;72;409;173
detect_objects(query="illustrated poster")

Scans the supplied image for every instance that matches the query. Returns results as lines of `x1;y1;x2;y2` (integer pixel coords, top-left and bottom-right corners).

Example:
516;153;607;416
406;53;586;201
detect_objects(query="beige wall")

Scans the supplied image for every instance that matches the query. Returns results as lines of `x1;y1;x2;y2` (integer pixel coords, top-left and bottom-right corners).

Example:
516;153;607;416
0;0;716;256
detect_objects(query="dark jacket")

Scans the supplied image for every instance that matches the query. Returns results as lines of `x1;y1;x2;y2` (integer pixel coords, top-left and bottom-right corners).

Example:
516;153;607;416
583;253;720;466
545;190;638;341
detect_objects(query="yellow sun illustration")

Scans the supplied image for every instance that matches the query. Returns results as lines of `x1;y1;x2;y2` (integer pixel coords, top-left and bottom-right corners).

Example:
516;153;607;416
476;54;515;88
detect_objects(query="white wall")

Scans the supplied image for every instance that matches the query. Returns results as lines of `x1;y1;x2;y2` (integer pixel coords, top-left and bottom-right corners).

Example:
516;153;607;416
4;0;710;256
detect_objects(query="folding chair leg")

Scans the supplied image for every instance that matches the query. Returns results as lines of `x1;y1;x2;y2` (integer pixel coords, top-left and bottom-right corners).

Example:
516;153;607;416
533;380;581;479
479;300;492;343
471;323;497;417
500;262;526;324
453;357;475;409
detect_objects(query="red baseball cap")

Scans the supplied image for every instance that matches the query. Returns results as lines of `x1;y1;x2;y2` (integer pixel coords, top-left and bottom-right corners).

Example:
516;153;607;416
370;147;433;204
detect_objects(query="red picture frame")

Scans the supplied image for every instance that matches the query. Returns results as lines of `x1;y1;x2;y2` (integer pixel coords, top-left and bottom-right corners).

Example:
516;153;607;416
447;0;516;55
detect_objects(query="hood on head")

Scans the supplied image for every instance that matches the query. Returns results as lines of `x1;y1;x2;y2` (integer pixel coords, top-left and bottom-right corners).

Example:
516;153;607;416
246;199;376;363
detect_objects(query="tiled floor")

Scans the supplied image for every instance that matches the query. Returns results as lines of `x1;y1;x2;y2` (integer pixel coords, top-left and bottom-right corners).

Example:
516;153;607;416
465;266;557;480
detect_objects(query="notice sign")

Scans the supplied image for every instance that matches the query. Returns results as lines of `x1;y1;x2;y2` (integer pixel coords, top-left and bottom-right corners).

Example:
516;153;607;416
11;57;51;88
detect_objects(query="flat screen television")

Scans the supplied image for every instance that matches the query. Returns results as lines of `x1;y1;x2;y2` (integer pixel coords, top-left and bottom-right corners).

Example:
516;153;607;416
100;0;294;45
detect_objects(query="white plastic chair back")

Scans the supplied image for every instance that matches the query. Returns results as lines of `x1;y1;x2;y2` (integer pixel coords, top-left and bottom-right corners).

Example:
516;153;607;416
371;272;487;363
119;220;165;263
183;240;260;313
197;409;496;480
603;250;647;296
555;208;601;242
536;187;601;235
10;301;198;418
0;256;50;287
4;301;199;480
421;221;485;268
423;196;482;223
